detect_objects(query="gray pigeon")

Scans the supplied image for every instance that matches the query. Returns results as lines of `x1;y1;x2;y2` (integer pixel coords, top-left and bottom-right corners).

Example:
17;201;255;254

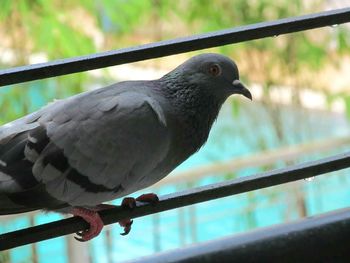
0;53;252;241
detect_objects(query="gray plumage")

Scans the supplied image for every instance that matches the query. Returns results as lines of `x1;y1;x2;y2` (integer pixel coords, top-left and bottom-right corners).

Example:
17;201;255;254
0;53;252;215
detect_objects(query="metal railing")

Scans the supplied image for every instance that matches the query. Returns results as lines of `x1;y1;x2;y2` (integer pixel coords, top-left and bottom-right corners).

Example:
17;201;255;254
0;7;350;254
1;7;350;87
129;207;350;263
0;152;349;250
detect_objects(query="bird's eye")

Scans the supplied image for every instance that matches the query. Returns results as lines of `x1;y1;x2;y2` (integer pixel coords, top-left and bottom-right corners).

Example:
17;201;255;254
208;64;221;77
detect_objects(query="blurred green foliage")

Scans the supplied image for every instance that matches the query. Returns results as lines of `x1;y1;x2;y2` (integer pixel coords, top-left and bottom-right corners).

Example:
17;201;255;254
0;0;349;125
0;0;165;124
345;95;350;120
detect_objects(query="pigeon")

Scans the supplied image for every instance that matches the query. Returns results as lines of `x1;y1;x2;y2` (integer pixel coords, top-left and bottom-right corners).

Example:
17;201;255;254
0;53;252;241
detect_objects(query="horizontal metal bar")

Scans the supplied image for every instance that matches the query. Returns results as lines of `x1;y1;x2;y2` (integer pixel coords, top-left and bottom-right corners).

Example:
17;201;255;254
129;207;350;263
1;7;350;87
0;151;349;250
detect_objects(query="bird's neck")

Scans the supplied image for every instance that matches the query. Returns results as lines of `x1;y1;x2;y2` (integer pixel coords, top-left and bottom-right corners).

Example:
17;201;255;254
159;76;222;155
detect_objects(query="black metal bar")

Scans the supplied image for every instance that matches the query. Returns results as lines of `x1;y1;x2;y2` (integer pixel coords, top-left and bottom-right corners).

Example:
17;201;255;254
1;7;350;87
0;151;349;250
129;207;350;263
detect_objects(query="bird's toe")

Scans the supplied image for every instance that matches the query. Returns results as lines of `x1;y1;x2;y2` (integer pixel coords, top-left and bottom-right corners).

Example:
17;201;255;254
119;219;133;236
118;194;159;236
71;207;104;242
121;197;136;209
136;193;159;205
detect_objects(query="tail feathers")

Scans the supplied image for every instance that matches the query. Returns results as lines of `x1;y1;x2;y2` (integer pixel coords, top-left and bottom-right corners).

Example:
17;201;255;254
0;172;22;193
0;120;39;145
0;125;50;193
0;185;68;215
0;193;38;215
0;124;69;215
0;131;38;193
0;132;27;164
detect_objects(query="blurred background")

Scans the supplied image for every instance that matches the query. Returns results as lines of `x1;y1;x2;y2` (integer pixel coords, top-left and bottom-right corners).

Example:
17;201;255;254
0;0;350;262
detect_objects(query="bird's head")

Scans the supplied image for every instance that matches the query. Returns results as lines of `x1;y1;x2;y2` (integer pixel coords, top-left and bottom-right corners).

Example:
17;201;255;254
165;53;252;102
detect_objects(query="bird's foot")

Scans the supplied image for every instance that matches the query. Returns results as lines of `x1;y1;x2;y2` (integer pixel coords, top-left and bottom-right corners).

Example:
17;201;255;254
72;207;104;242
121;197;137;209
119;193;159;236
136;193;159;205
71;193;159;239
119;197;136;235
119;218;134;236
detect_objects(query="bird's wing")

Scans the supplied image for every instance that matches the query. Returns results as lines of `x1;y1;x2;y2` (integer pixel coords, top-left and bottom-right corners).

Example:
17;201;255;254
0;106;70;213
0;84;171;210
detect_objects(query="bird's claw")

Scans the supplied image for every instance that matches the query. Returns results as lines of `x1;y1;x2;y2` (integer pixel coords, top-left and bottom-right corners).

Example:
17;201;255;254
74;229;89;242
121;197;136;209
74;235;86;242
76;231;84;237
119;197;136;236
71;207;104;242
119;219;133;236
136;193;159;205
118;193;159;236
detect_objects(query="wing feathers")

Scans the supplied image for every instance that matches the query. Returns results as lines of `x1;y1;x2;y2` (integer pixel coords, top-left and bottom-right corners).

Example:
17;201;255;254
0;125;68;213
0;83;171;211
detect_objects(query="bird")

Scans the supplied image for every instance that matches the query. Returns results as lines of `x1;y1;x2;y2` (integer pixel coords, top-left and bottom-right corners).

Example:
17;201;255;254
0;53;252;241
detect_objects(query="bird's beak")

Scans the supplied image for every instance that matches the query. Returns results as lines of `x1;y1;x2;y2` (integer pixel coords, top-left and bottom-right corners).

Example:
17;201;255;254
232;80;252;100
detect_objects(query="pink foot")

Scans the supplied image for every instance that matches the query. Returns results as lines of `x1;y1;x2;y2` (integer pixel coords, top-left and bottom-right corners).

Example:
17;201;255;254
71;194;160;240
72;207;104;242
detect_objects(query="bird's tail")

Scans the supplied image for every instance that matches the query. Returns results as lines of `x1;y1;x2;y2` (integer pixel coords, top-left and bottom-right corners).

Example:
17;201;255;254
0;126;49;215
0;193;38;215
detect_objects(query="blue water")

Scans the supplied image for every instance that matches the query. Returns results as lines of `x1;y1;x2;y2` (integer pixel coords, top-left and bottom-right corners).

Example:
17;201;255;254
1;84;350;262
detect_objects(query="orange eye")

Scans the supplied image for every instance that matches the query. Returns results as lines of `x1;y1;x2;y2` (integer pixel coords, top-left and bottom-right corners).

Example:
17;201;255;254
208;64;221;76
